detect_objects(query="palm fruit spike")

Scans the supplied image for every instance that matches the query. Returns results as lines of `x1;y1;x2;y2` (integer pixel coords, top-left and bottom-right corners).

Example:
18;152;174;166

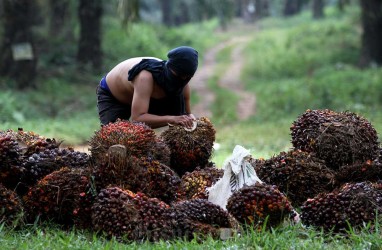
168;199;240;241
91;186;174;242
253;149;336;207
88;119;168;166
13;128;61;157
161;117;216;177
0;130;25;190
301;181;382;233
335;160;382;187
23;167;93;228
0;183;24;228
178;165;223;200
290;109;379;170
227;183;294;230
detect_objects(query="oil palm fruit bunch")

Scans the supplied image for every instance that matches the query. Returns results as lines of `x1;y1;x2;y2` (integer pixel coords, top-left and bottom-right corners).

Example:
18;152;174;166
0;183;24;228
253;150;336;206
89;119;169;166
92;156;181;204
226;183;294;230
13;128;61;157
301;181;382;233
130;157;181;204
169;198;240;240
90;145;137;192
22;147;90;186
335;160;382;187
161;117;216;177
290;109;379;170
151;137;171;166
0;130;22;165
178;165;223;200
0;130;25;190
91;186;174;242
23;167;93;228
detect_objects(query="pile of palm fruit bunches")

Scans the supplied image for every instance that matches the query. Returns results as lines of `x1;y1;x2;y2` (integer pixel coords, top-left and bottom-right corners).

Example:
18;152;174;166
1;110;382;241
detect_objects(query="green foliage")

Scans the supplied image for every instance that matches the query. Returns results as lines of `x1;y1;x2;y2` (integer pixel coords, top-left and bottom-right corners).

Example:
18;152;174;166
158;19;221;53
242;5;381;125
102;18;220;70
245;21;360;81
0;91;26;123
102;19;167;67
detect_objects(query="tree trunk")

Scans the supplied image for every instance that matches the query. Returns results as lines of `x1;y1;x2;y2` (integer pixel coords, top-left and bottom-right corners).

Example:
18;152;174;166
161;0;173;26
284;0;302;17
359;0;382;67
49;0;70;37
312;0;324;19
173;2;190;26
77;0;103;72
241;0;256;23
0;0;37;89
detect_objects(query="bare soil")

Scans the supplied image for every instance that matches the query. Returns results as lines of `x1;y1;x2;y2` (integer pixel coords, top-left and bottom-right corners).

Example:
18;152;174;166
191;29;256;120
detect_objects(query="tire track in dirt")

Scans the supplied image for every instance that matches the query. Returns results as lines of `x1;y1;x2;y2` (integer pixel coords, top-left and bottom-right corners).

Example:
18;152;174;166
191;36;256;120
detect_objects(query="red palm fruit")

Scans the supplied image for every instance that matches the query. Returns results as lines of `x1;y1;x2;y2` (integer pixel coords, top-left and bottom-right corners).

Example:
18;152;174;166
0;183;24;228
0;130;25;190
227;183;294;230
23;167;93;228
290;109;379;170
335;160;382;187
168;198;241;241
89;119;169;166
91;186;174;242
178;165;223;200
301;181;382;233
253;149;336;206
92;156;181;204
161;117;216;177
13;128;61;157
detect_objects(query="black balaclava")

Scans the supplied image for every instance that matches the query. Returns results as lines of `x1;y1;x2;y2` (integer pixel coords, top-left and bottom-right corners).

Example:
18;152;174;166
127;46;198;96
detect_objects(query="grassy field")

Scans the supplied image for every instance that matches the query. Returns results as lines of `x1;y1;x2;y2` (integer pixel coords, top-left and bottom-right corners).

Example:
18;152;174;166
1;222;381;249
1;5;382;249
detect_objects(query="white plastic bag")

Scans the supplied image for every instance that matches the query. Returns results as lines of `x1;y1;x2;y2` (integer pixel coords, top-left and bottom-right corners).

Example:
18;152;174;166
207;145;262;210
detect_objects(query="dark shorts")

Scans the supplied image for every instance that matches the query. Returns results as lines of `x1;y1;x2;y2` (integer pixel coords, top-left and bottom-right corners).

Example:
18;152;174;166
96;77;186;126
96;85;131;126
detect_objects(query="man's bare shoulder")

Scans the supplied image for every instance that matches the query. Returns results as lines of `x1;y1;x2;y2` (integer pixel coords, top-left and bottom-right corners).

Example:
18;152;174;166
134;69;153;82
120;57;161;66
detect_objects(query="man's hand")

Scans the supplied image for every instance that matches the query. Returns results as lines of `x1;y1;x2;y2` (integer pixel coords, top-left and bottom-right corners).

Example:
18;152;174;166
169;114;196;129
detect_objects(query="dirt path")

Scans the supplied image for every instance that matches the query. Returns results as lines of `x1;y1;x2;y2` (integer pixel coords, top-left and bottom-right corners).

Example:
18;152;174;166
191;34;256;120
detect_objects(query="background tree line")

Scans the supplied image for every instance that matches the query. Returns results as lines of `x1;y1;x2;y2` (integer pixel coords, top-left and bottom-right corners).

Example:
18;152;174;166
0;0;381;90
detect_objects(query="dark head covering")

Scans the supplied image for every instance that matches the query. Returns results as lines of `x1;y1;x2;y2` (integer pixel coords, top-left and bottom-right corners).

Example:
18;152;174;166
166;46;198;76
127;46;198;96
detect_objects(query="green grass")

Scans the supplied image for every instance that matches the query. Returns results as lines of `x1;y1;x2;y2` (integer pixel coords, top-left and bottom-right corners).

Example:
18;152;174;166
1;222;381;250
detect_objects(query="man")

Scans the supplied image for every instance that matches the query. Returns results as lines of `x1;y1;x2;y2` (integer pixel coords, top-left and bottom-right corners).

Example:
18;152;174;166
96;46;198;129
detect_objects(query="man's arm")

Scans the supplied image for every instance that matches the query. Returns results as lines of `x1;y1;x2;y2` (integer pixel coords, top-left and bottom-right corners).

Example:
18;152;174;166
183;84;192;114
131;71;194;129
